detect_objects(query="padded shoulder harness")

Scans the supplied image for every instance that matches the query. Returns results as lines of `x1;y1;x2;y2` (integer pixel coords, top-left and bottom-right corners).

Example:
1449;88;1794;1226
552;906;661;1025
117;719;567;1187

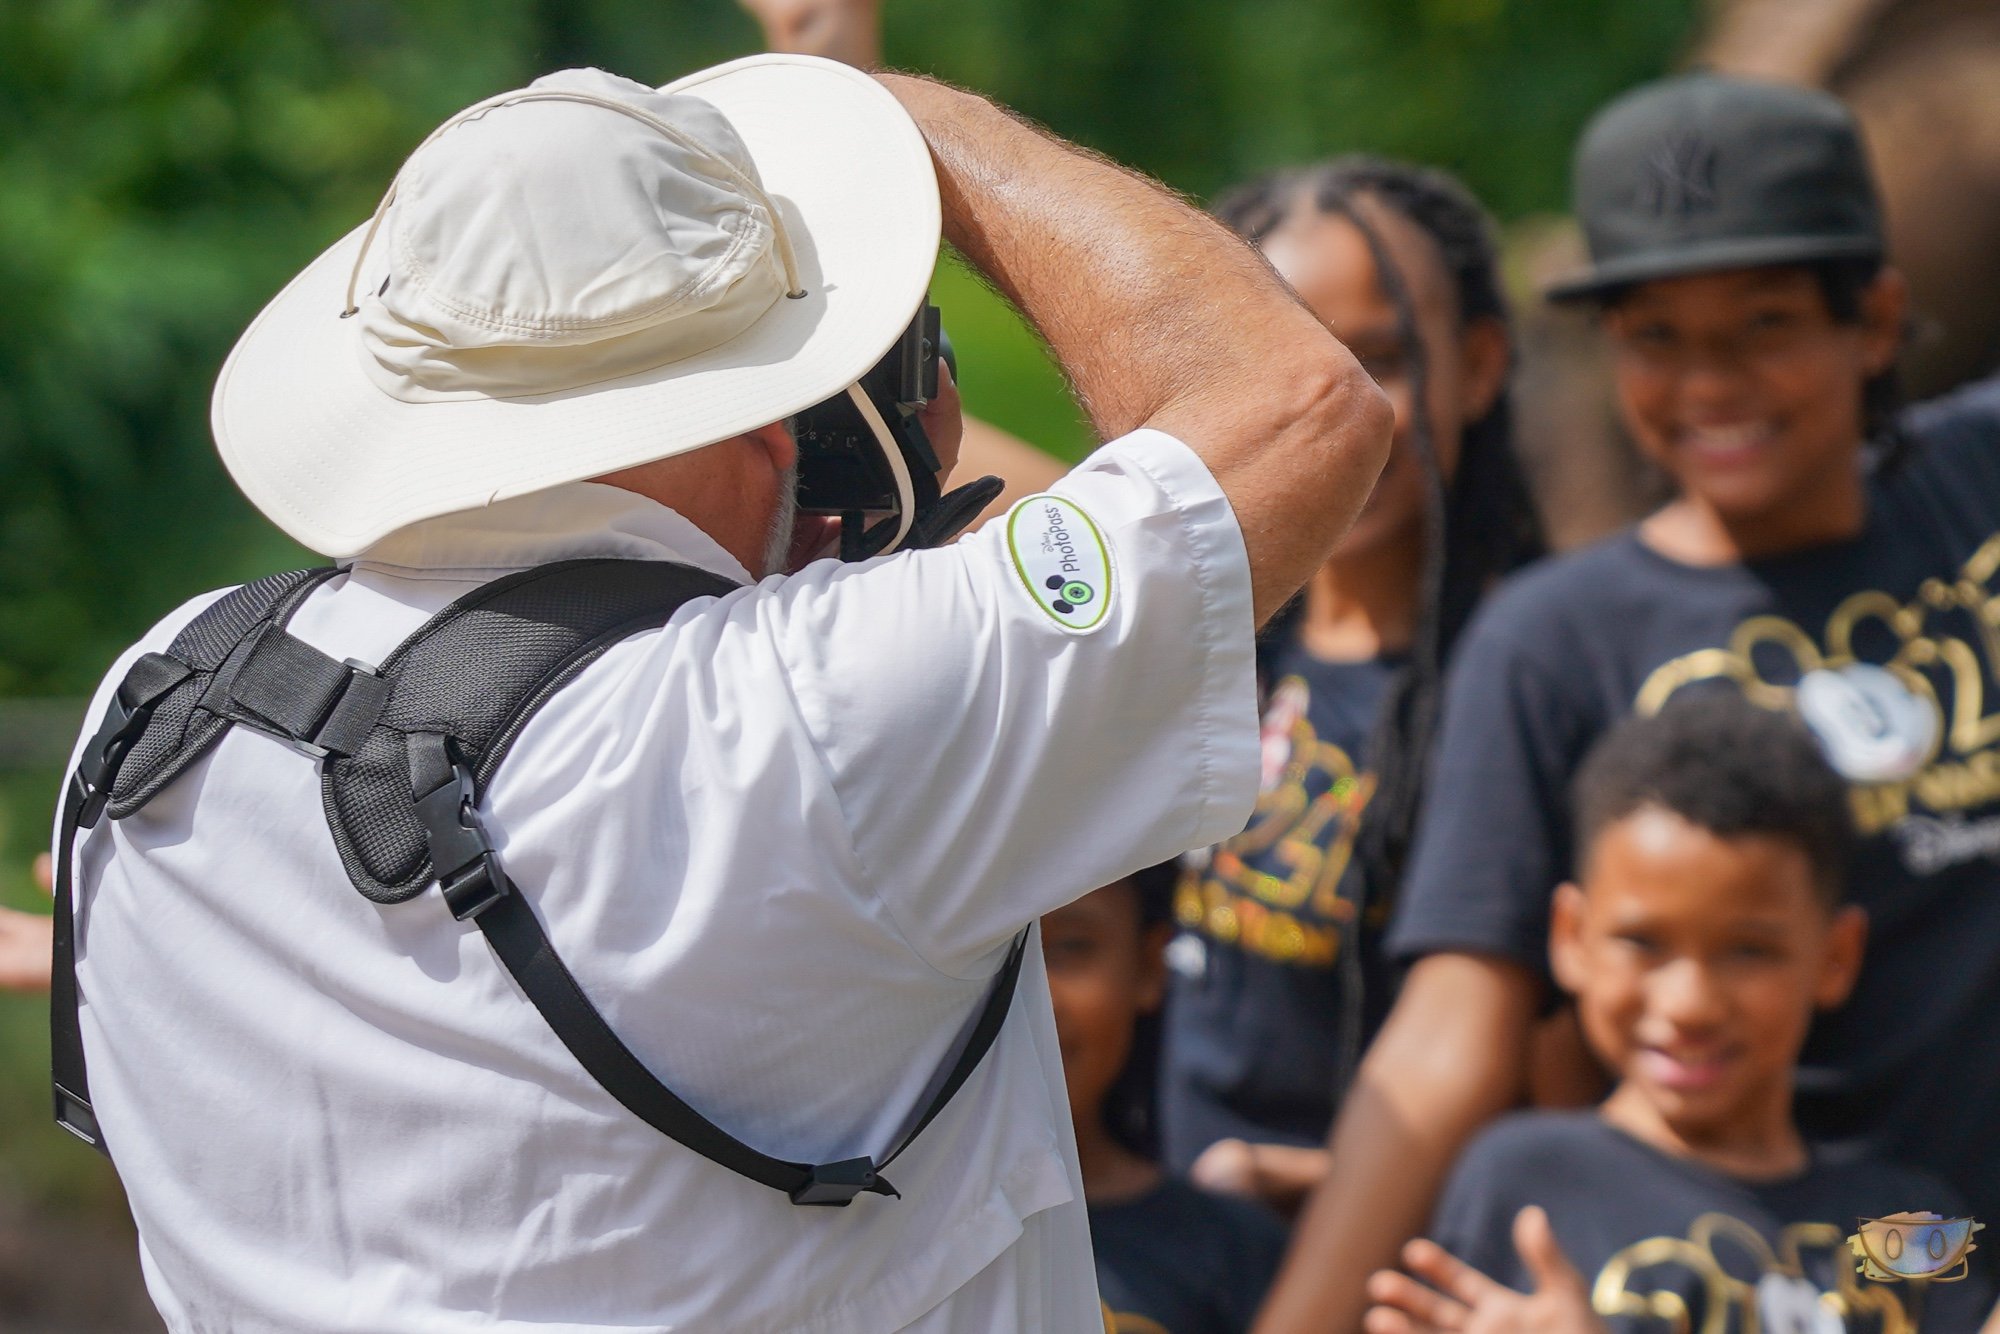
54;559;1026;1208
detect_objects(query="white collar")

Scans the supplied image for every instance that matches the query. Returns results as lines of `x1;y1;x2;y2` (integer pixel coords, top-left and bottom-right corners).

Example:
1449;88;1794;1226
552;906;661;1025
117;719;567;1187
345;482;753;583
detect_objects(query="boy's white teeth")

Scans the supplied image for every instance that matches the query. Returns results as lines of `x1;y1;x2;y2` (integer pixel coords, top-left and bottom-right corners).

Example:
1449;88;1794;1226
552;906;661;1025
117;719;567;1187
1685;423;1772;449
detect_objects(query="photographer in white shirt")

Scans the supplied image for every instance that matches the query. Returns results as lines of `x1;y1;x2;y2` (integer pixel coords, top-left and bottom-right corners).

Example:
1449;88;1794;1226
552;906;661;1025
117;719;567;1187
62;56;1388;1332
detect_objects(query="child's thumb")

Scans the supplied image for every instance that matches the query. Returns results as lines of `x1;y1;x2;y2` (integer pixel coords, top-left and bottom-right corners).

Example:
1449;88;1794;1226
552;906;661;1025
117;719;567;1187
1515;1205;1586;1294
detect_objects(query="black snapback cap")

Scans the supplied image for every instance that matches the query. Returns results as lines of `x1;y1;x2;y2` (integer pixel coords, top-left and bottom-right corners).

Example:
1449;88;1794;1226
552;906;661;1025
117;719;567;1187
1547;73;1884;303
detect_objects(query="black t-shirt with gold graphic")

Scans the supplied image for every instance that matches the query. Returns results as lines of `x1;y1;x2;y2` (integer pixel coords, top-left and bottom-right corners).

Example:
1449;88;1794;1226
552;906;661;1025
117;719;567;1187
1432;1113;1991;1334
1389;374;2000;1225
1160;637;1398;1168
1091;1175;1289;1334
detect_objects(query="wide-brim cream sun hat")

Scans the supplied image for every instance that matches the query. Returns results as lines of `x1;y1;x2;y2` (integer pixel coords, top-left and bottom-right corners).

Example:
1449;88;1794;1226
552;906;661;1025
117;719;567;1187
212;56;941;557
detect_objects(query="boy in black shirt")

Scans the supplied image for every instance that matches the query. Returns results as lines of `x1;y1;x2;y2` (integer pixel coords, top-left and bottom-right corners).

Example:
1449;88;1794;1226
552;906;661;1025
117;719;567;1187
1042;865;1289;1333
1367;696;1990;1334
1264;74;2000;1333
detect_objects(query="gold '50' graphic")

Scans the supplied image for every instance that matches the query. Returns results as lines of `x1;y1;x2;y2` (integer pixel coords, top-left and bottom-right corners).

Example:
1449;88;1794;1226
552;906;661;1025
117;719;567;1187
1594;1213;1911;1334
1176;692;1375;966
1635;534;2000;833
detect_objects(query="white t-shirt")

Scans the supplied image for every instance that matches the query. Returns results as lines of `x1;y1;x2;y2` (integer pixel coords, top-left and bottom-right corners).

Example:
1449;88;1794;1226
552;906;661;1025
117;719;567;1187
63;427;1258;1332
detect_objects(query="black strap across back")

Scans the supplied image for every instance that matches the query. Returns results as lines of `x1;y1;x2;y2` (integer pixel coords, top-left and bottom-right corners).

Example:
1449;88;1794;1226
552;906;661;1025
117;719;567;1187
52;559;1027;1207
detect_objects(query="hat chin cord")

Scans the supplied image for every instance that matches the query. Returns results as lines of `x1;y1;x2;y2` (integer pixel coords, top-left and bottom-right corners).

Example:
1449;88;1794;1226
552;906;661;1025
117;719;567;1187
844;383;917;555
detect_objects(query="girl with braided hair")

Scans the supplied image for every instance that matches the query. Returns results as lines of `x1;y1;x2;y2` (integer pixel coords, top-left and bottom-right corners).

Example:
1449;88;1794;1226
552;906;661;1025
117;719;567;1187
1160;157;1541;1213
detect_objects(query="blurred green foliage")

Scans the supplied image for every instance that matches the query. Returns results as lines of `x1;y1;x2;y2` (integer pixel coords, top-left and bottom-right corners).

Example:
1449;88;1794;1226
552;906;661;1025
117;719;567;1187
0;0;1698;693
0;0;1697;1241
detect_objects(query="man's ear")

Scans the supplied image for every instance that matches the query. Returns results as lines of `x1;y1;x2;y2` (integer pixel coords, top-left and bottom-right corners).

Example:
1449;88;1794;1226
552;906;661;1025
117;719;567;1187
1816;904;1869;1010
749;418;798;475
1456;316;1511;424
1860;267;1909;378
1549;882;1588;999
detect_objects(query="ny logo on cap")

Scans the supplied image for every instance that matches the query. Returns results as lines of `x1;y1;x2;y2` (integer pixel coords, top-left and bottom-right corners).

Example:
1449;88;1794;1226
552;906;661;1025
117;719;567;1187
1639;130;1718;218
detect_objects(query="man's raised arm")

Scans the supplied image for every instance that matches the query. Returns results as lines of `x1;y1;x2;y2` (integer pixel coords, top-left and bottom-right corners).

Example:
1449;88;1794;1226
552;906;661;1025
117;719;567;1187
877;74;1393;624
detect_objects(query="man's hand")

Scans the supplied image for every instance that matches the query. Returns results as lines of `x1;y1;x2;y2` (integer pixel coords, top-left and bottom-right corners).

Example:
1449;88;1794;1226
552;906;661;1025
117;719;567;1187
918;359;965;483
738;0;882;67
0;853;56;995
1366;1207;1604;1334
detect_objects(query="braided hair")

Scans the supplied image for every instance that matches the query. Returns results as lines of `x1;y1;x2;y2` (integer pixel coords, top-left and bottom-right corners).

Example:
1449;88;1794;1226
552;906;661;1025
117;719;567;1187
1213;157;1544;1078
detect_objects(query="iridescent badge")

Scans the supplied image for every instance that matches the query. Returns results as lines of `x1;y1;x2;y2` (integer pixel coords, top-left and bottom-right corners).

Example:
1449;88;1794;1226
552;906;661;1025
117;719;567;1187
1849;1213;1982;1283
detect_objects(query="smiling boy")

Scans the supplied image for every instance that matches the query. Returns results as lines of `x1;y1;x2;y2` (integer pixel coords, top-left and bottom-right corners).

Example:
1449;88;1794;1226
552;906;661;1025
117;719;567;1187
1368;694;1991;1334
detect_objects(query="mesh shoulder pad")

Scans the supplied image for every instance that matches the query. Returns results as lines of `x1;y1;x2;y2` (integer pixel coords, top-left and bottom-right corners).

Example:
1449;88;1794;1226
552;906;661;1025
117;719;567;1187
108;569;341;818
324;558;739;903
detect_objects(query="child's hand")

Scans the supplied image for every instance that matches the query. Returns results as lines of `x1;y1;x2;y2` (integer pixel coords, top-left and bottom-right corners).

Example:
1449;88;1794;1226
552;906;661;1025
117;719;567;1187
1189;1138;1260;1196
1365;1206;1604;1334
1189;1138;1330;1211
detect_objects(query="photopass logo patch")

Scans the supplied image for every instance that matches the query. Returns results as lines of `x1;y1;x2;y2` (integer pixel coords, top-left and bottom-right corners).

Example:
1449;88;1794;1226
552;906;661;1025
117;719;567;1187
1006;494;1114;633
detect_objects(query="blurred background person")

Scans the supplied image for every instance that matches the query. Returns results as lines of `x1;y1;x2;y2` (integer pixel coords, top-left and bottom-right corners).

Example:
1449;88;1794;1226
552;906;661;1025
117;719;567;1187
1262;73;2000;1334
1046;863;1289;1333
1162;158;1540;1214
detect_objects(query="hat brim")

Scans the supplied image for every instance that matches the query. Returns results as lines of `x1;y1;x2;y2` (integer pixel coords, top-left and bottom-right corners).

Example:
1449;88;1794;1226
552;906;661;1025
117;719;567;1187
213;55;941;557
1544;234;1883;304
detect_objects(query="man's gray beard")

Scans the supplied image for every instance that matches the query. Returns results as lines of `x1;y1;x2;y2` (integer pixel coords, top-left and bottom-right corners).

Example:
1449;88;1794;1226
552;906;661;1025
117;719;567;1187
760;464;800;577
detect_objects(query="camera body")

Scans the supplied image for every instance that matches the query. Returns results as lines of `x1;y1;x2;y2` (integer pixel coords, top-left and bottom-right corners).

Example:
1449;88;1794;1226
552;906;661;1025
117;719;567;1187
788;302;997;559
791;304;943;520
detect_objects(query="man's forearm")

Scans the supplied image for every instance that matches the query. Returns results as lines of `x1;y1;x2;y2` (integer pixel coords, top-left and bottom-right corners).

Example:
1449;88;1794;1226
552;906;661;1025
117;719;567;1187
877;73;1391;623
878;74;1267;439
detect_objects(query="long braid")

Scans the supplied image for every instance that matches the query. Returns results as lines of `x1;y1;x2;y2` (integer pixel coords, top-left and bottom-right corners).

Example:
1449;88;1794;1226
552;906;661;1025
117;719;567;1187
1216;157;1544;1085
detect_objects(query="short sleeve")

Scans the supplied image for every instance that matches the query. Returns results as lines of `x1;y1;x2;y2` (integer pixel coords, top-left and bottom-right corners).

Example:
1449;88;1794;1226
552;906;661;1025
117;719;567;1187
767;429;1260;977
1897;371;2000;531
1386;597;1599;973
1904;371;2000;467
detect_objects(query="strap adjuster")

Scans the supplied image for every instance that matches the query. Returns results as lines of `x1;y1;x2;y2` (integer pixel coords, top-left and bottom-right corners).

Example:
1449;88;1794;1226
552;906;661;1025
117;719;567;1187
53;1082;103;1148
414;757;512;920
788;1157;892;1207
440;857;510;921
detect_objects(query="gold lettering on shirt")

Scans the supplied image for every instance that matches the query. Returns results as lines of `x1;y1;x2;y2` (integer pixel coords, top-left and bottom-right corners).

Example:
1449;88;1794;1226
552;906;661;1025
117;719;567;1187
1592;1213;1912;1334
1636;534;2000;841
1177;675;1378;966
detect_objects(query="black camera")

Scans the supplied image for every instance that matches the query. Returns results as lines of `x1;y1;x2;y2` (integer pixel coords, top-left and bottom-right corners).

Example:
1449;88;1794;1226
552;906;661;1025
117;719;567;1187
790;303;997;560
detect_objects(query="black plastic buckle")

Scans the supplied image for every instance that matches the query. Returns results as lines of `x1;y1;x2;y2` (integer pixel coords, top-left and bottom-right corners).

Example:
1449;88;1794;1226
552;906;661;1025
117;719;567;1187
788;1157;887;1207
415;761;511;921
74;694;152;829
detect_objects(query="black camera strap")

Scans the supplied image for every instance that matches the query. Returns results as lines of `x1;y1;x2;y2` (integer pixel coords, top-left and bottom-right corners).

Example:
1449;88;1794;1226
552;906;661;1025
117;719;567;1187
54;558;1026;1206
